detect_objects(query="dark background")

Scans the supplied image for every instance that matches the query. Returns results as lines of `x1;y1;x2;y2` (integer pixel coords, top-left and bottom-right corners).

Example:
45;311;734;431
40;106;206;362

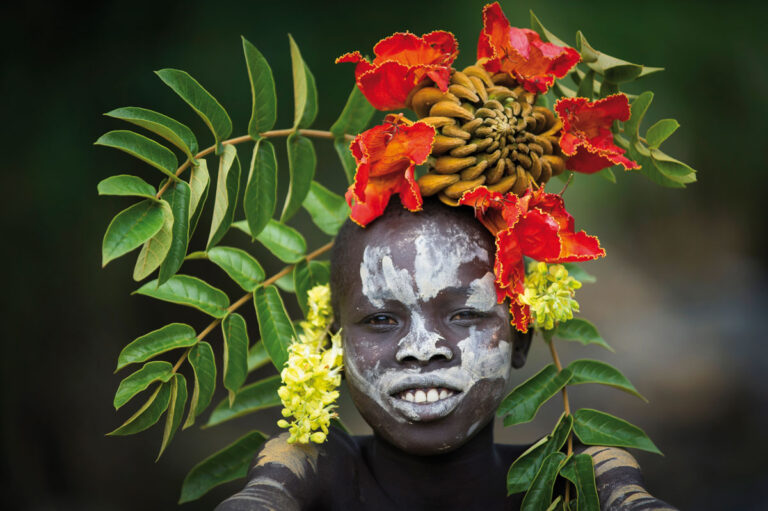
2;0;766;509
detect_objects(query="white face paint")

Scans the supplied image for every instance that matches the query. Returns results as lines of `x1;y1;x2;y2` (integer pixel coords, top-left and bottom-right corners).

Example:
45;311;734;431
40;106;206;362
344;221;512;425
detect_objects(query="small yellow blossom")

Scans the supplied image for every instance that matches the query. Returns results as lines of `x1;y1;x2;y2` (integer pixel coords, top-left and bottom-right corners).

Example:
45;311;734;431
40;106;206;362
277;284;343;444
520;262;581;331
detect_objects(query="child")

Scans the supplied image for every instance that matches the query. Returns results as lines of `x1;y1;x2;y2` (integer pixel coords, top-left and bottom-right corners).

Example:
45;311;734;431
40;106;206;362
216;199;676;511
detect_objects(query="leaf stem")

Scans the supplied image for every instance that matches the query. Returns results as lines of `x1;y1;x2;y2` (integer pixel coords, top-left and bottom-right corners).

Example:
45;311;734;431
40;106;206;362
547;337;573;505
156;130;354;199
170;241;335;374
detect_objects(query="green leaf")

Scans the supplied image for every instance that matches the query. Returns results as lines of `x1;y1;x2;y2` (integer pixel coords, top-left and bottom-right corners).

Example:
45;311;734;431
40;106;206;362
596;167;616;183
576;32;642;84
553;81;577;99
561;263;596;284
205;375;282;427
247;341;270;372
331;85;375;138
555;318;613;352
529;11;570;48
158;180;191;285
183;341;216;429
208;246;265;292
573;409;662;454
508;413;573;494
179;430;267;503
133;200;174;281
244;139;277;238
242;37;277;137
108;382;172;436
303;181;349;236
102;200;166;266
625;92;654;141
188;160;210;235
117;323;197;371
520;452;568;511
599;80;619;98
498;364;573;426
334;138;357;184
254;286;297;371
576;69;595;100
157;373;187;460
155;69;232;153
567;359;646;401
98;174;156;198
293;260;331;315
105;106;198;159
235;219;307;263
281;134;316;222
222;313;249;405
563;454;600;511
288;34;318;129
207;144;241;250
114;361;174;410
545;496;562;511
645;119;679;149
95;130;178;179
650;148;697;184
275;272;295;292
134;275;230;318
619;134;687;189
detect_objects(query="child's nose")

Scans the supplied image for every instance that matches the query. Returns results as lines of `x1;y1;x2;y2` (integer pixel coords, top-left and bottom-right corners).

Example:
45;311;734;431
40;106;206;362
395;316;453;365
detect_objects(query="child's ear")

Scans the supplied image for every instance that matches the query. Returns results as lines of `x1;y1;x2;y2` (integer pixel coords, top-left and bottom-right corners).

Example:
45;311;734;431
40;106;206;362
511;329;533;369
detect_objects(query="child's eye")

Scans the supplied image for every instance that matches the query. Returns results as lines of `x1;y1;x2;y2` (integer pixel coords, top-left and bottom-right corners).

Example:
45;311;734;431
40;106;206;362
450;310;484;322
364;314;397;326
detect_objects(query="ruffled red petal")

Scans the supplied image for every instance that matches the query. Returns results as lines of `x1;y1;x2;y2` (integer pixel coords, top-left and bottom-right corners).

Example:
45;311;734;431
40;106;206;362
478;3;579;94
345;118;434;226
509;300;531;333
516;209;562;261
555;94;639;174
556;230;605;262
339;31;458;111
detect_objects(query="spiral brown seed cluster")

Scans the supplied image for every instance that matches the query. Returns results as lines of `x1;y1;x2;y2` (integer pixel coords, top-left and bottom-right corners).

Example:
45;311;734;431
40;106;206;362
408;64;567;205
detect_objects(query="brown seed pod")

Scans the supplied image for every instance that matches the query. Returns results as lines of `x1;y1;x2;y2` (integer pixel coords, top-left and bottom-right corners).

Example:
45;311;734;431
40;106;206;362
417;173;461;196
410;62;566;201
442;176;487;199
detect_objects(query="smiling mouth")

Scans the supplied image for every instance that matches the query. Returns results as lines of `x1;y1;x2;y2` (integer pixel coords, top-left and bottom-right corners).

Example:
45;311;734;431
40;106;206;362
394;387;459;403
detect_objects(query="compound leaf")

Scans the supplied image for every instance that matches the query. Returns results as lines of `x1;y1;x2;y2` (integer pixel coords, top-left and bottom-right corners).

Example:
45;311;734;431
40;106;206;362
102;199;166;266
242;37;277;137
280;133;316;222
134;275;230;318
158;180;191;285
117;323;197;371
98;174;156;199
243;139;277;238
302;181;349;236
95;130;178;179
498;364;572;426
208;246;265;292
222;313;249;405
105;106;198;159
109;382;172;436
114;361;174;410
254;286;296;371
133;199;173;281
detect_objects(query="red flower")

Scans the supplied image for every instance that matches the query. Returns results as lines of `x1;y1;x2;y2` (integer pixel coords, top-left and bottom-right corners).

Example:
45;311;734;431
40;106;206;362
477;2;579;94
337;31;458;111
345;115;436;227
459;186;604;331
555;94;640;174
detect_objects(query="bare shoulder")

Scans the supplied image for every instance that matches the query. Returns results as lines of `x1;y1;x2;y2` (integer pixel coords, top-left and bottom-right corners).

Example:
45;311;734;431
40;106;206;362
215;433;321;511
215;430;359;511
580;446;678;511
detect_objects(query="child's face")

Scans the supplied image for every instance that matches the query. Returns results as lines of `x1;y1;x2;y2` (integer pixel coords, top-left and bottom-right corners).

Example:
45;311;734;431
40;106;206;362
337;216;515;455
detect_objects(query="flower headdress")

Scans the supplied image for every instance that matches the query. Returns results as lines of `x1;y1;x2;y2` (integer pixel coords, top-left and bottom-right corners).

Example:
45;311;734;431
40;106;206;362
100;2;694;506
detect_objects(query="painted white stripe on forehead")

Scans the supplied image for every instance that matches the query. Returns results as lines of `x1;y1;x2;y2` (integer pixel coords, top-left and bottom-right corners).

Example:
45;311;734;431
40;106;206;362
360;221;490;307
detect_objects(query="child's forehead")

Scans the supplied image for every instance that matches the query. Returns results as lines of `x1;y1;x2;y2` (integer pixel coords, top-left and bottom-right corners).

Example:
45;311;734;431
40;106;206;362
358;220;492;307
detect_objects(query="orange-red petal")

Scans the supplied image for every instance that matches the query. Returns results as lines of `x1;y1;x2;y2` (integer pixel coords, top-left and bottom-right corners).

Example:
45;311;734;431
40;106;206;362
345;117;435;226
338;31;458;110
478;3;579;93
555;94;639;173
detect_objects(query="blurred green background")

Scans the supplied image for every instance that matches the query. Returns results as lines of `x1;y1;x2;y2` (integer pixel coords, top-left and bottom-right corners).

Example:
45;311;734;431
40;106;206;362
2;0;766;509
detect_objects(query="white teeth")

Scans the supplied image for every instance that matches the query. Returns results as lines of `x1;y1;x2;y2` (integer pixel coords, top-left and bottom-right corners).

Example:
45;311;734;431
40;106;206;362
397;387;458;403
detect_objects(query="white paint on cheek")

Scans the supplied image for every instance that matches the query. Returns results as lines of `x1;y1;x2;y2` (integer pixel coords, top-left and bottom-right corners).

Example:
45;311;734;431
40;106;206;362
465;272;498;312
343;345;408;424
413;223;490;301
457;327;512;384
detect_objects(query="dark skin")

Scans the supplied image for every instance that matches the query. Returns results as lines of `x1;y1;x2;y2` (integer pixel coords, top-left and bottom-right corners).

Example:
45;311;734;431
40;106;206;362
217;201;677;511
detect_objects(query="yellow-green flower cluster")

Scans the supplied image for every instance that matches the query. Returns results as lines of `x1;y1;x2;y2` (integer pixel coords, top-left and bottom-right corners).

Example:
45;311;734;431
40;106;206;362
277;284;343;444
520;262;582;331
